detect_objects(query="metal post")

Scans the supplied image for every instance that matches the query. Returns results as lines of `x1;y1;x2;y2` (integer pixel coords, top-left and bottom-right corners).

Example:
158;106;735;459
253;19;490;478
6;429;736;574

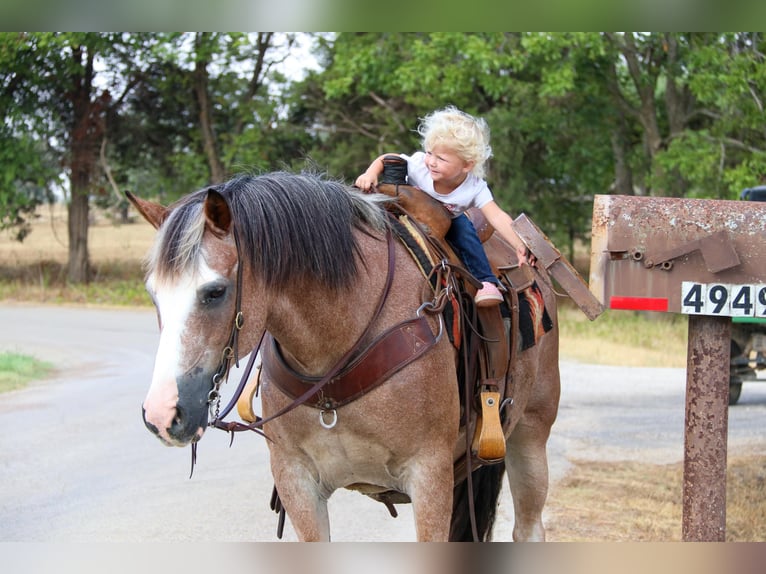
682;314;730;541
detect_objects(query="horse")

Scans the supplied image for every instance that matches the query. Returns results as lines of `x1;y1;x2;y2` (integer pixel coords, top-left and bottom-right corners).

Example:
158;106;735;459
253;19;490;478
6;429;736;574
127;172;560;542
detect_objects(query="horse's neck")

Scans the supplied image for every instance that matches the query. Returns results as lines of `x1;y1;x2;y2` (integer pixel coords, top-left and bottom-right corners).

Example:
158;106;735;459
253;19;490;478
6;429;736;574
264;233;390;377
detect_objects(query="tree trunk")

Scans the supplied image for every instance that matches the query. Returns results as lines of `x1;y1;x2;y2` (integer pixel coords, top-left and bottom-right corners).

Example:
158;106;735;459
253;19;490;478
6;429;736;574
67;174;90;283
610;110;635;195
66;45;99;284
663;33;692;197
605;32;665;195
194;33;226;184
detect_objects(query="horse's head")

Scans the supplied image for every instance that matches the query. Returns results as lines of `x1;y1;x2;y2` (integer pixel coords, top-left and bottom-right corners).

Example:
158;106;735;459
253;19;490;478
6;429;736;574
128;188;244;447
129;173;392;447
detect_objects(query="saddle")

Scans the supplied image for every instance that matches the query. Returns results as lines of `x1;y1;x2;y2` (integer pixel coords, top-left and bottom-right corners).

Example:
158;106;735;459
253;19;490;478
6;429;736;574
375;180;534;466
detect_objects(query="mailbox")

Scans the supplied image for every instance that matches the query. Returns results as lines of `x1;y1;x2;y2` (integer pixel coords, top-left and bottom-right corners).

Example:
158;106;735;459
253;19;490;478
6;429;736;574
589;193;766;541
589;194;766;317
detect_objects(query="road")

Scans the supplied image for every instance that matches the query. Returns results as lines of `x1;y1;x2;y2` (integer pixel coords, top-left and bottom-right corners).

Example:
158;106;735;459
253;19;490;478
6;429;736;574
1;304;765;542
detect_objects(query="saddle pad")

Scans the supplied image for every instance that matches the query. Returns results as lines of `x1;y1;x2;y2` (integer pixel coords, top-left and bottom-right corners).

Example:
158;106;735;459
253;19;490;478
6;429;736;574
517;281;553;350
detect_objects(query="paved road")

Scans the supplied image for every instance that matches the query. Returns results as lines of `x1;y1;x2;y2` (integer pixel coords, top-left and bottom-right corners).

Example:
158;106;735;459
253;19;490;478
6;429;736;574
1;304;764;542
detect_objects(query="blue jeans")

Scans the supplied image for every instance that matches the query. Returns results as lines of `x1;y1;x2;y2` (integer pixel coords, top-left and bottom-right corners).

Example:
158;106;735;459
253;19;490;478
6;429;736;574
446;213;499;285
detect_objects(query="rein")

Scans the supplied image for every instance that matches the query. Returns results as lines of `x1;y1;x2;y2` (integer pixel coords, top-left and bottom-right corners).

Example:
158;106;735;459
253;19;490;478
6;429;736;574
206;222;399;438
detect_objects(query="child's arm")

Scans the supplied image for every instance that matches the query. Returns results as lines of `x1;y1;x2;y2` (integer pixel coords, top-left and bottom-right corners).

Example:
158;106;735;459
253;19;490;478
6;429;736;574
354;153;395;191
480;201;536;266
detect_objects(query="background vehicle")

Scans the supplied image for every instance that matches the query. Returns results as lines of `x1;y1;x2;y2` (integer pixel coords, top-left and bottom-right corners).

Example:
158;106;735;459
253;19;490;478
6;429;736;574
729;186;766;405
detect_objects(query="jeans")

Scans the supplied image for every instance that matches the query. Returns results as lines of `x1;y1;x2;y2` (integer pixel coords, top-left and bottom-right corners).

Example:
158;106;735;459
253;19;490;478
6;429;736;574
445;213;499;285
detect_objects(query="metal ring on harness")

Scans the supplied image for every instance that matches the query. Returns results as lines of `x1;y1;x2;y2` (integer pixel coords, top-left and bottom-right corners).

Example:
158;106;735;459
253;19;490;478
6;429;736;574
319;409;338;429
416;302;445;343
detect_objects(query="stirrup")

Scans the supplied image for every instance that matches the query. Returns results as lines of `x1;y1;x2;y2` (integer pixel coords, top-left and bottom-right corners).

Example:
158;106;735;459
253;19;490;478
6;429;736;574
471;390;506;462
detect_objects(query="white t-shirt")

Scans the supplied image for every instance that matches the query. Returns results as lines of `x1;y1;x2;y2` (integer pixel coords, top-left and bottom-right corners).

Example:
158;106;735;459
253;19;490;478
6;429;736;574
402;151;493;218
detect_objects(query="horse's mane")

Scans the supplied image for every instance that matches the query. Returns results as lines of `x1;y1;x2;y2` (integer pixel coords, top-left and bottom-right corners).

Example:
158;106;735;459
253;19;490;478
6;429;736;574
148;172;392;290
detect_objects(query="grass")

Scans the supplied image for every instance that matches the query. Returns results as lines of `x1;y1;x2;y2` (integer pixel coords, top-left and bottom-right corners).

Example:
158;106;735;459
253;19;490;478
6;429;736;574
0;260;151;307
0;351;53;393
0;203;154;307
546;456;766;542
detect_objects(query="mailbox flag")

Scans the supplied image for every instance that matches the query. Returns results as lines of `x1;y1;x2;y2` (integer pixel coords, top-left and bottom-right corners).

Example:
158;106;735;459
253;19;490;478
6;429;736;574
610;296;669;313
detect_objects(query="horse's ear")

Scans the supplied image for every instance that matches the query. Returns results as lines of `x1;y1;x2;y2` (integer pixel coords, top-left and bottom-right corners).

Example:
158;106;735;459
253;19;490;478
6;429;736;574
125;190;167;230
204;188;232;237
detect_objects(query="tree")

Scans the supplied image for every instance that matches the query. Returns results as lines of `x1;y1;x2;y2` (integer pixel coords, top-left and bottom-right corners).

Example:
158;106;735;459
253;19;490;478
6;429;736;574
0;131;59;241
663;32;766;196
0;32;153;283
0;35;60;240
117;32;316;196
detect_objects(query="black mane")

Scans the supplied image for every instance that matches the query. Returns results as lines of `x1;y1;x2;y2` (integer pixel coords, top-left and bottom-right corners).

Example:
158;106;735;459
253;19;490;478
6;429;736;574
150;172;390;290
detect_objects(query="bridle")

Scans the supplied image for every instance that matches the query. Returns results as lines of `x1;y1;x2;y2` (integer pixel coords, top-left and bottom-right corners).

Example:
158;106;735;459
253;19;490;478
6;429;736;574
206;218;247;422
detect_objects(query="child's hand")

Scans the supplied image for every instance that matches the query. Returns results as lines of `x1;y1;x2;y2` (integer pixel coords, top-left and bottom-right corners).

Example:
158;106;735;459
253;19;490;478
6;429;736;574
354;173;377;191
517;245;537;267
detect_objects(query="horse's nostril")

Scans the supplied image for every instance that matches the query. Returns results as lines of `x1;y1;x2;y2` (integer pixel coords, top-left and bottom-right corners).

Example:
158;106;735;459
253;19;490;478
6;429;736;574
142;406;160;435
170;406;185;433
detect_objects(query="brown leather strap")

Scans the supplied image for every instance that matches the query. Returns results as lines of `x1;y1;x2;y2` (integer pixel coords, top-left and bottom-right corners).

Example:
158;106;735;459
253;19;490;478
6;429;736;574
210;226;398;433
262;314;440;409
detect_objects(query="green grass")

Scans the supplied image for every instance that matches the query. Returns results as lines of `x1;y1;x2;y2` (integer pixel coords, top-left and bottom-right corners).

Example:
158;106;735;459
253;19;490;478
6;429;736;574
0;352;54;393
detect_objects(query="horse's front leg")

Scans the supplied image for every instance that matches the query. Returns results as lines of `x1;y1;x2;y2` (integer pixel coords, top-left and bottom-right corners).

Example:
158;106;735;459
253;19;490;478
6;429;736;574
270;457;331;542
406;454;455;541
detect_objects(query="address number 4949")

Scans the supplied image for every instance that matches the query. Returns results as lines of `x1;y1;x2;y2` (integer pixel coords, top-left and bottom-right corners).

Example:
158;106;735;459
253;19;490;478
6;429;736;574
681;282;766;317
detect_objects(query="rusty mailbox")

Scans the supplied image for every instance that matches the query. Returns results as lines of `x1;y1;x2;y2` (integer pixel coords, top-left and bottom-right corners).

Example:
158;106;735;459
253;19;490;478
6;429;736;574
589;194;766;542
590;194;766;316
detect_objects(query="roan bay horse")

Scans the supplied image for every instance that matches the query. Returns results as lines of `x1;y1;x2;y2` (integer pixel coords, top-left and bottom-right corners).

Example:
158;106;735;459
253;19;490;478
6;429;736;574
127;172;560;541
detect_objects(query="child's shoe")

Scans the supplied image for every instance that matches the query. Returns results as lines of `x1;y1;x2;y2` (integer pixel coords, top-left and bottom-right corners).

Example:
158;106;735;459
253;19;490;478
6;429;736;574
475;282;503;307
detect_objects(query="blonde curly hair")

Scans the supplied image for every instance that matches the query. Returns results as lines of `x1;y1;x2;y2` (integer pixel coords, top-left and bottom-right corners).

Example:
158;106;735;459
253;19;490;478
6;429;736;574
417;106;493;179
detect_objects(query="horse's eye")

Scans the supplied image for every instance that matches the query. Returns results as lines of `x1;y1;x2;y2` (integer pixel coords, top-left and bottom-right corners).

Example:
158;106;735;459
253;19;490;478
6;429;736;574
200;285;227;305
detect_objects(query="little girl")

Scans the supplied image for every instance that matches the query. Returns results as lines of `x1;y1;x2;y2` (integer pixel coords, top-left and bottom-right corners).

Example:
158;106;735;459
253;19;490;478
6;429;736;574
355;105;532;307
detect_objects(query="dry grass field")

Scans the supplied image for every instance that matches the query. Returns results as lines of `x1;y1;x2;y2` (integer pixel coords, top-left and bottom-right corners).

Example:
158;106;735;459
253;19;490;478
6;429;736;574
1;202;763;541
546;456;766;542
0;203;155;305
0;203;156;266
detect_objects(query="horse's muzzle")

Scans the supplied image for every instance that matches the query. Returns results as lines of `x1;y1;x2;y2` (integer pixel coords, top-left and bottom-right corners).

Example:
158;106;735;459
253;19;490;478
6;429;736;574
142;372;213;446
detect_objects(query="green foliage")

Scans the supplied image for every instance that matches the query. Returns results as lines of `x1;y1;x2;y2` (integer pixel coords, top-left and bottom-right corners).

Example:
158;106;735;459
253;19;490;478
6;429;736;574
0;351;53;393
305;32;619;248
0;132;58;240
300;32;766;250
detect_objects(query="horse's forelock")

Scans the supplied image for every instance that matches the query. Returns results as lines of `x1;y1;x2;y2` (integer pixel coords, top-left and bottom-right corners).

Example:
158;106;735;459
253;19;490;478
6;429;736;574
146;192;207;283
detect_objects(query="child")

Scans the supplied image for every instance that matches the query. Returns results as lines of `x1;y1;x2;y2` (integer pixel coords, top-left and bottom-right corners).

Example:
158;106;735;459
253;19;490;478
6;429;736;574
355;105;532;307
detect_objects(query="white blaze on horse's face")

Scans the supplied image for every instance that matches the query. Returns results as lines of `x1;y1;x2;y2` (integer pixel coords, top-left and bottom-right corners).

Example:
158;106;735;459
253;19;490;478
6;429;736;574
142;256;232;447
